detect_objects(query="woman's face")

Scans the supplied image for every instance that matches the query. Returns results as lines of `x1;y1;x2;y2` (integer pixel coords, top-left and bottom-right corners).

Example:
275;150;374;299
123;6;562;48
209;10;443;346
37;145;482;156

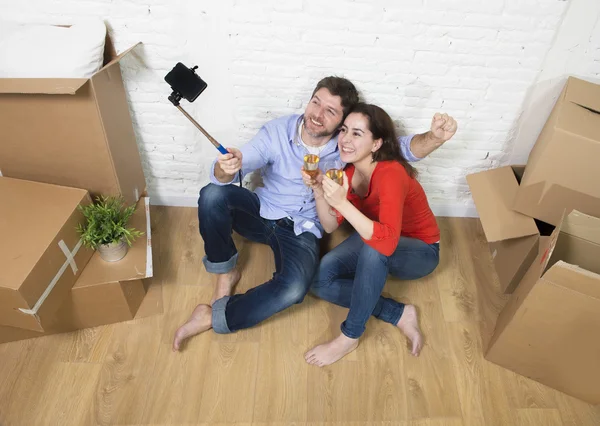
338;112;382;164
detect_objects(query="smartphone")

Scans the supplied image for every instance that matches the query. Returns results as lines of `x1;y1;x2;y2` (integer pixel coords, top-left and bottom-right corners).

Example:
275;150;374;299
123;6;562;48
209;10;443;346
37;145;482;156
164;62;208;103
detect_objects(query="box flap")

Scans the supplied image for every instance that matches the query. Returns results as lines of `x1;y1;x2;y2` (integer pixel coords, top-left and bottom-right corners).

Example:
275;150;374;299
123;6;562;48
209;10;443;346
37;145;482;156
467;166;539;242
564;76;600;115
75;197;152;287
98;42;141;72
559;210;600;244
543;261;600;300
0;78;88;95
90;60;147;205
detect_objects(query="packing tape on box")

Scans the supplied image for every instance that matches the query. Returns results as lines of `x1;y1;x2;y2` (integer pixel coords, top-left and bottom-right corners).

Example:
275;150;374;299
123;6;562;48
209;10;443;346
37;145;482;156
145;197;153;278
58;240;78;274
18;239;82;316
135;187;139;201
0;169;3;176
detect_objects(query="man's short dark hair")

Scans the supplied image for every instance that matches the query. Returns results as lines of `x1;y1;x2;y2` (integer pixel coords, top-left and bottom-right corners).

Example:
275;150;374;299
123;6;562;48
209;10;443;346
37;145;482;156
311;76;359;117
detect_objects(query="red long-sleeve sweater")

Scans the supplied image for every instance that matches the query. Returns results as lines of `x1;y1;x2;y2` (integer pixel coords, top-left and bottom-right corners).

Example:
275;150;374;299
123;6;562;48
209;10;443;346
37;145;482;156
338;161;440;256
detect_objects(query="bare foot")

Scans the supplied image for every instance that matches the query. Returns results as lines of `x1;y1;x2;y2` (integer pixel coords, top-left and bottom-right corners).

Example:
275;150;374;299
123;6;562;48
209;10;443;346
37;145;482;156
211;269;241;305
172;304;212;352
396;304;423;356
304;333;359;367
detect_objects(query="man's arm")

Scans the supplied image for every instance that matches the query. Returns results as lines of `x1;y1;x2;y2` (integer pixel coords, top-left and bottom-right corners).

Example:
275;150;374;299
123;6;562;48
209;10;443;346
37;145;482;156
399;113;458;161
209;126;272;185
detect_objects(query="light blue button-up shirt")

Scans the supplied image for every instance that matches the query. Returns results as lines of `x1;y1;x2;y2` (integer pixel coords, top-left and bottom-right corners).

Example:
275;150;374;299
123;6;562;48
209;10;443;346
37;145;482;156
210;114;420;238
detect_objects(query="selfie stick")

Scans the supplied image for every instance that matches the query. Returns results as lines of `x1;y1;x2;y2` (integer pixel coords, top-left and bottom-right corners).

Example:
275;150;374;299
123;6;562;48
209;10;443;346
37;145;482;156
168;92;228;155
168;91;242;186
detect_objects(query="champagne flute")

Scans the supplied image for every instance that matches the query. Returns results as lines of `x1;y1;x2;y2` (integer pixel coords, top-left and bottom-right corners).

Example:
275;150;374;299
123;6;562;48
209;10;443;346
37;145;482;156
322;159;343;185
302;153;320;197
303;154;320;180
321;159;343;216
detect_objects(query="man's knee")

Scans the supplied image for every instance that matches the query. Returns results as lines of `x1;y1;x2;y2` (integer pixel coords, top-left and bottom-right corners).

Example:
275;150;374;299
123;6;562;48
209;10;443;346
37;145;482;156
278;277;311;306
198;183;230;212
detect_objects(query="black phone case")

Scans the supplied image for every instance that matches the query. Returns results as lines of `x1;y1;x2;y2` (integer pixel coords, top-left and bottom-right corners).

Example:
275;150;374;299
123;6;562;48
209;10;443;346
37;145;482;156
165;63;208;102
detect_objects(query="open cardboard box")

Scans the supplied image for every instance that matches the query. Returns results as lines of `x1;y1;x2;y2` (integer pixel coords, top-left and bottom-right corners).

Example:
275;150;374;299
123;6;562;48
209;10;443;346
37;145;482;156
467;166;554;294
0;177;94;332
0;33;146;206
0;197;156;344
513;76;600;226
485;210;600;405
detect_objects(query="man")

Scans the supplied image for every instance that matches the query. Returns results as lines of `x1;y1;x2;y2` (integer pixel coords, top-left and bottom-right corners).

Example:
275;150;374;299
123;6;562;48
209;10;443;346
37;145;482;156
172;76;457;351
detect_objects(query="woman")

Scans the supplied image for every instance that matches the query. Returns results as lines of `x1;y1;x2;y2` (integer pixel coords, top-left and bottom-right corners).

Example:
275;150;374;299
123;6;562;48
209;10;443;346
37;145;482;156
302;103;441;367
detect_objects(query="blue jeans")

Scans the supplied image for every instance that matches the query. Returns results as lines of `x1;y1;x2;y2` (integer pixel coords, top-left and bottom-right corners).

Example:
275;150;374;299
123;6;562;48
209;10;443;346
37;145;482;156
198;183;319;334
311;232;439;339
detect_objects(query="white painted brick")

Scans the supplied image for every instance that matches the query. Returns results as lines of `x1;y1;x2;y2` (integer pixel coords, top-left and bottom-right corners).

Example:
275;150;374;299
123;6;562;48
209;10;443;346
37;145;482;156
304;0;384;22
424;0;504;14
504;0;569;16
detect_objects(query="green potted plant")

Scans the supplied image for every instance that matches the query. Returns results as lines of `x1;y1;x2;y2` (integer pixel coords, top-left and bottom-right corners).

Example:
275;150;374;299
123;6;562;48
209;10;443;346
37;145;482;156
77;195;144;262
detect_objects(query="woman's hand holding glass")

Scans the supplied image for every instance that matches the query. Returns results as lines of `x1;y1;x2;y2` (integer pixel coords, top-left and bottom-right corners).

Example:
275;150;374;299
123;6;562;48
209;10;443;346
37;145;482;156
322;171;349;210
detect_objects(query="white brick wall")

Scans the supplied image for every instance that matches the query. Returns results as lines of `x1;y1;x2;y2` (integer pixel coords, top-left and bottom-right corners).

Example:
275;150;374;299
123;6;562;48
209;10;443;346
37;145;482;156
2;0;597;215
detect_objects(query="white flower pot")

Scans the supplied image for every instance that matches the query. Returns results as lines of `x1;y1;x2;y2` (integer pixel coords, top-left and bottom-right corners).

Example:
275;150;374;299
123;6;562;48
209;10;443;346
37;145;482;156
97;239;128;262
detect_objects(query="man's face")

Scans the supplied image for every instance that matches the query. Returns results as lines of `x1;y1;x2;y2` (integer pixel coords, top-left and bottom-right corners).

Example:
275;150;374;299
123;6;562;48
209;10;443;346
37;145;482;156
303;88;344;138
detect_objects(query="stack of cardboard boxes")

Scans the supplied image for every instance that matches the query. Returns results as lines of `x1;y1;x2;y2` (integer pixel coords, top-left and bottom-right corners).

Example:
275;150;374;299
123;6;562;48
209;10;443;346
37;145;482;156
0;35;157;344
467;76;600;404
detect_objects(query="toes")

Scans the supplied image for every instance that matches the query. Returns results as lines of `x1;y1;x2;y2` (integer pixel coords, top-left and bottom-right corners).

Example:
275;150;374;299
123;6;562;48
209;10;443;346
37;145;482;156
305;353;316;364
411;336;423;357
172;331;183;352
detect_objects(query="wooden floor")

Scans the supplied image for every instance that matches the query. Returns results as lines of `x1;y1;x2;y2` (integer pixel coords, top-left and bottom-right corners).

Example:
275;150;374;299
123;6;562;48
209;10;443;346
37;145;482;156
1;206;599;426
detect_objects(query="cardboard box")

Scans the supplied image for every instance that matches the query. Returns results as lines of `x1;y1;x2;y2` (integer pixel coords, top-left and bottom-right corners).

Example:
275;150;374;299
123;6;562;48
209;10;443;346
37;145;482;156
513;76;600;226
485;210;600;404
0;197;154;344
0;35;146;206
467;166;541;293
0;177;94;331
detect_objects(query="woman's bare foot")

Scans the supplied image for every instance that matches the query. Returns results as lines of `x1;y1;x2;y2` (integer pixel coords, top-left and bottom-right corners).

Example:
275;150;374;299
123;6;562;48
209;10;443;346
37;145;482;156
211;269;241;305
172;304;212;352
396;304;423;356
304;333;359;367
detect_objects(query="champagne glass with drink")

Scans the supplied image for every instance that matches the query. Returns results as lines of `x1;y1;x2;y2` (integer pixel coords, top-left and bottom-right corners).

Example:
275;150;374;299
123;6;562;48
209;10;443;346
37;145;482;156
302;153;320;196
321;159;344;216
303;154;320;179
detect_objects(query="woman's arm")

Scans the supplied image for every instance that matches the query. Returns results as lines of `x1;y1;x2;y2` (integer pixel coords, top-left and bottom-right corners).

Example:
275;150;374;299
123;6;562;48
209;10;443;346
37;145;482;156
315;191;339;233
301;168;339;233
322;172;374;239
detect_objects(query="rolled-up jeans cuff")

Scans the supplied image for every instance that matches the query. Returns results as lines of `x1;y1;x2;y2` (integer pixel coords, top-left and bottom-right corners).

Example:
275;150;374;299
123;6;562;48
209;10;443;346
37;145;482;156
202;252;238;274
212;296;232;334
340;322;362;340
380;302;404;326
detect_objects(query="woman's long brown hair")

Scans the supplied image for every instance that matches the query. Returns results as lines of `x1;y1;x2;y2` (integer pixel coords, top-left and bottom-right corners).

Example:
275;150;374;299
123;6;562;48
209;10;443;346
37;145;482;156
350;102;417;178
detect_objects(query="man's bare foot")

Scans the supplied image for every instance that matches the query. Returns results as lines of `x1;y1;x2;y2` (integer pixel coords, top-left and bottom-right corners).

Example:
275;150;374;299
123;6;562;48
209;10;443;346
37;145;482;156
304;333;359;367
211;269;241;305
172;304;212;352
396;304;423;356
